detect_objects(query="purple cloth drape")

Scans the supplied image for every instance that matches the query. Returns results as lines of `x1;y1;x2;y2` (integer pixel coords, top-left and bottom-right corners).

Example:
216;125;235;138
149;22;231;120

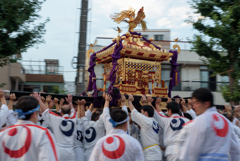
168;50;180;97
108;40;123;107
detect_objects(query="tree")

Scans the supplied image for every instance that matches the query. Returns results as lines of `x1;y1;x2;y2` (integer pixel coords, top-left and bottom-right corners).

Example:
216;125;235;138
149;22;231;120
188;0;240;105
0;0;49;66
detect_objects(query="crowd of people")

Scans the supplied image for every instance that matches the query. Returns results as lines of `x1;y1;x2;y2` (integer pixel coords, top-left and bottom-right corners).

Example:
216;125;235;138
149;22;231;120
0;88;240;161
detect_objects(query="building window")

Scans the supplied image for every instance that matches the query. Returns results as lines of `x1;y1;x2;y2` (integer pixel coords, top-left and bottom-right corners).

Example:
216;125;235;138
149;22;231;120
43;86;58;93
154;35;163;41
161;64;181;91
200;66;216;91
141;35;148;40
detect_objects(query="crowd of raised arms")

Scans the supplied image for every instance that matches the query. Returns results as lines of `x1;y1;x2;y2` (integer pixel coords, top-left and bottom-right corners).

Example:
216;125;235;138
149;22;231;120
0;88;240;161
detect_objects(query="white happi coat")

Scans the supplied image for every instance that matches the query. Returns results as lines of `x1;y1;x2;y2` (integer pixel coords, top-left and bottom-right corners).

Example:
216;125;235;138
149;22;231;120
129;123;140;141
5;109;18;127
89;129;144;161
131;109;162;160
154;111;189;158
101;105;129;135
0;120;58;161
81;116;106;161
179;107;240;161
62;109;92;121
0;104;9;128
42;109;76;161
74;118;85;161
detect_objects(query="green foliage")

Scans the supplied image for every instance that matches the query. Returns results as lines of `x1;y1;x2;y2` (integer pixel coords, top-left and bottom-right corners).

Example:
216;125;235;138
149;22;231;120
188;0;240;103
53;86;68;95
219;82;240;102
0;0;49;66
0;83;6;88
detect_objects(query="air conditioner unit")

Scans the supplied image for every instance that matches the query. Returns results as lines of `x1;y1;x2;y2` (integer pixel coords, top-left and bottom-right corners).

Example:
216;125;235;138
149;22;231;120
184;86;192;91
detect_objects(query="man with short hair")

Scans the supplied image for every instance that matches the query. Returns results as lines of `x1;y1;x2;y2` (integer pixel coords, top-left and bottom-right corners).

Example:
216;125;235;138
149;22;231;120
128;94;162;161
153;98;189;161
100;93;129;135
89;107;144;161
179;88;240;161
41;93;76;161
78;100;105;161
0;93;58;161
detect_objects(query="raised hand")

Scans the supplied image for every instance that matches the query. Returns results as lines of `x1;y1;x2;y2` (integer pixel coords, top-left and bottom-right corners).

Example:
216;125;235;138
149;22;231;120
128;94;134;102
10;93;16;100
105;93;112;102
156;98;162;104
167;97;172;104
41;96;45;103
175;98;180;104
54;97;59;104
45;95;52;103
140;95;147;105
65;94;73;104
33;92;41;101
147;95;153;103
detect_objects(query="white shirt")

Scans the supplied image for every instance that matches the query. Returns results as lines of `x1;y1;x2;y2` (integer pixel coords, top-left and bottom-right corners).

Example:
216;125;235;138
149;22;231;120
154;111;189;157
0;120;58;161
63;109;92;121
101;105;129;135
0;104;9;127
82;116;106;161
89;129;144;161
129;123;140;141
5;109;18;127
42;109;76;161
179;107;240;161
131;108;162;160
186;109;197;119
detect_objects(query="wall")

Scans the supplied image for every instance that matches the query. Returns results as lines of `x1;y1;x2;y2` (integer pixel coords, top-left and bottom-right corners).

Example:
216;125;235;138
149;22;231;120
135;29;171;49
0;62;26;90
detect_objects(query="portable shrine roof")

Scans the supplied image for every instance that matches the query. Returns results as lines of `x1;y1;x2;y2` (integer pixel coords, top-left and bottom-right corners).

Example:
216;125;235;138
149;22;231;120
95;32;173;64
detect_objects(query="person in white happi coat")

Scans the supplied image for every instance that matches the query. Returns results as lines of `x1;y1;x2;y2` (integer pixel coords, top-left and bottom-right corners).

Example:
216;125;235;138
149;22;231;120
153;97;189;161
76;100;105;161
179;88;240;161
89;108;144;161
128;94;162;161
0;94;58;161
100;93;129;135
0;90;9;128
40;93;76;161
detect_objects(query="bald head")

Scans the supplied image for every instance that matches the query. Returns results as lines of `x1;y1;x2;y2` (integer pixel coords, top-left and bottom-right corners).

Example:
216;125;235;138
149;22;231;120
61;105;71;115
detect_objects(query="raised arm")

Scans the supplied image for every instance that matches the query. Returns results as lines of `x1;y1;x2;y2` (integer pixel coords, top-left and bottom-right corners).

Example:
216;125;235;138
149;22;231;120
65;94;74;110
8;93;16;110
147;95;154;109
128;94;135;112
45;95;52;109
80;99;86;118
59;98;64;109
33;92;48;112
54;98;60;112
155;98;163;112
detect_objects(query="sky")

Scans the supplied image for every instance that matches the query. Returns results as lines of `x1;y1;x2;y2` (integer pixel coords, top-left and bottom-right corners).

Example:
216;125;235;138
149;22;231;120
22;0;200;81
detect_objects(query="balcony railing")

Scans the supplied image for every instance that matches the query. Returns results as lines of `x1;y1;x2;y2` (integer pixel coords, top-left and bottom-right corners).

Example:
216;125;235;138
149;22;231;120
22;65;64;75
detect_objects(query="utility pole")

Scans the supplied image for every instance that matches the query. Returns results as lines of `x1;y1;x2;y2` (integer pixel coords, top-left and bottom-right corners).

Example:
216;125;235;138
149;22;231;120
75;0;89;95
